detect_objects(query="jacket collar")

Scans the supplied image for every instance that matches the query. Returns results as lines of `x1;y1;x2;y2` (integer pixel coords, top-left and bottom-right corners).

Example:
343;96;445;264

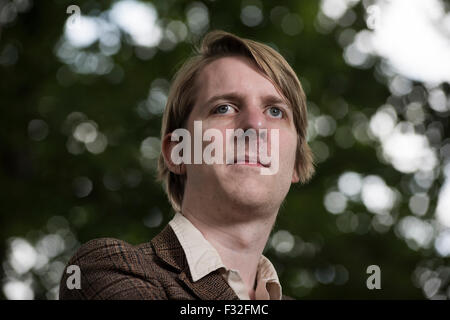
150;224;239;300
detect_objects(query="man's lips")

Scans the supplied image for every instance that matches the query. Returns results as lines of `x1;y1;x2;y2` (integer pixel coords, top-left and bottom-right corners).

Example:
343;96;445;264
234;161;264;167
228;155;270;167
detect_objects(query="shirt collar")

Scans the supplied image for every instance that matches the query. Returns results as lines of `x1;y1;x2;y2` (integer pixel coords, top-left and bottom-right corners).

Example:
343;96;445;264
169;212;225;281
168;212;282;299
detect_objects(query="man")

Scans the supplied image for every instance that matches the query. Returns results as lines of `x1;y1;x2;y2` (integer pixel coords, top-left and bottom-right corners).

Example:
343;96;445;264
59;30;314;300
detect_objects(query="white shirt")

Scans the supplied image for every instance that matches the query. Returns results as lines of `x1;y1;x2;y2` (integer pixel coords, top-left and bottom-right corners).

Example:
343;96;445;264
168;212;282;300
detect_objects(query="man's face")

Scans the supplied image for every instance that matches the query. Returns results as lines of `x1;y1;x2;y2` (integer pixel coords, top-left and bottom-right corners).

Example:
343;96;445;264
183;55;300;212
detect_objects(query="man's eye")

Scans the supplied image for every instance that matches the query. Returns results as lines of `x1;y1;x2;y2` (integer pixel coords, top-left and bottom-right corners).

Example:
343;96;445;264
267;106;283;118
214;104;235;114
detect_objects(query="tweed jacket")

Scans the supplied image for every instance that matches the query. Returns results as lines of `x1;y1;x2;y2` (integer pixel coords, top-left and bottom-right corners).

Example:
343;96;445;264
59;223;294;300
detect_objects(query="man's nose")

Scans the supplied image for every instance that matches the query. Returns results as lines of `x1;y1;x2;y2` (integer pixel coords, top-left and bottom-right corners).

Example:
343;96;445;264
237;104;266;131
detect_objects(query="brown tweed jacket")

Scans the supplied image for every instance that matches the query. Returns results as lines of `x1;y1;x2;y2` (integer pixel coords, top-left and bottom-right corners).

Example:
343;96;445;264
59;223;294;300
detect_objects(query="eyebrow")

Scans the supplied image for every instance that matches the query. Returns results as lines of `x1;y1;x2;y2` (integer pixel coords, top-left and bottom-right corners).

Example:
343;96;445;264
202;91;291;111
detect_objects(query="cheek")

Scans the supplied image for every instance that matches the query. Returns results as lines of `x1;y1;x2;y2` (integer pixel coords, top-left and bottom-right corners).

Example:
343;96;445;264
279;131;298;166
185;163;215;187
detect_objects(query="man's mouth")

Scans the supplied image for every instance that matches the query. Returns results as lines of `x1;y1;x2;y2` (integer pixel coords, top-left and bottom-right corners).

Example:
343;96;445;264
229;155;270;168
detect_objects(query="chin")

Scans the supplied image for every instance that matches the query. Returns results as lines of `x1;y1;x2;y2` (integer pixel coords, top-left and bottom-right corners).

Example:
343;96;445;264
226;182;274;208
216;166;282;208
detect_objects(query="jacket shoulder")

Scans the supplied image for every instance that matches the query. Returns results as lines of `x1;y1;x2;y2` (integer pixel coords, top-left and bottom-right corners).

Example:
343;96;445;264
59;237;165;300
69;237;154;267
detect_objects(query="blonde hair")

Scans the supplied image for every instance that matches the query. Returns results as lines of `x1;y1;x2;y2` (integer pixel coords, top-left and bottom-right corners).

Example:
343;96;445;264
157;30;315;212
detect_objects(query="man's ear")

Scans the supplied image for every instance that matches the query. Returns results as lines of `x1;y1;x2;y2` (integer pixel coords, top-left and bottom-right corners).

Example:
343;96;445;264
291;165;300;183
162;133;186;175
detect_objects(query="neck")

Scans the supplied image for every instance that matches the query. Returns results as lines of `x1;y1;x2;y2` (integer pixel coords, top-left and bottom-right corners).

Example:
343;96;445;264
181;188;278;298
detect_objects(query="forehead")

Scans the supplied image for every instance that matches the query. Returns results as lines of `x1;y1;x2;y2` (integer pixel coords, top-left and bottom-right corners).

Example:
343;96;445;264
195;56;285;102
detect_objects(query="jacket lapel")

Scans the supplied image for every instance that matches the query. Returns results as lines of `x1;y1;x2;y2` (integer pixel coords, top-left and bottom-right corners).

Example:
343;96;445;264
151;224;239;300
178;265;240;300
